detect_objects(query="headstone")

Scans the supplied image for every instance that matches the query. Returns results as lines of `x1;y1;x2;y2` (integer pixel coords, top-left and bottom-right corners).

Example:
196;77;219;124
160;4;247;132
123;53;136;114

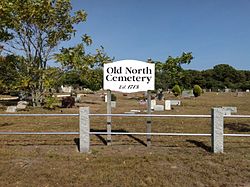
165;100;171;110
61;85;72;93
236;92;244;97
16;101;28;110
154;105;164;111
130;110;140;113
6;106;17;113
151;99;156;110
222;107;237;116
111;101;116;108
246;89;250;93
124;111;135;114
17;101;29;105
224;88;231;93
170;100;181;106
182;90;194;98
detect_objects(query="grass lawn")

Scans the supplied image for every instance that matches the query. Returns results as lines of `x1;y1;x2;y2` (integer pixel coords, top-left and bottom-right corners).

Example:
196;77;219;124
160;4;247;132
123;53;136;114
0;92;250;186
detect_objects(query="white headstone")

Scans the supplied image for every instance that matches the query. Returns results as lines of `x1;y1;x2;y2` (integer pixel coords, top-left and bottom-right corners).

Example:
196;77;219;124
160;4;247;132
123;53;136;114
16;104;27;110
111;101;116;108
170;100;181;106
165;100;171;110
222;107;237;114
6;106;17;113
154;105;164;111
151;99;156;110
246;89;250;93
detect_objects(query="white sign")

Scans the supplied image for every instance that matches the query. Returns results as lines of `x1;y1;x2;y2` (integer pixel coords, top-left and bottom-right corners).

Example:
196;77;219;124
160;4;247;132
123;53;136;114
104;60;155;93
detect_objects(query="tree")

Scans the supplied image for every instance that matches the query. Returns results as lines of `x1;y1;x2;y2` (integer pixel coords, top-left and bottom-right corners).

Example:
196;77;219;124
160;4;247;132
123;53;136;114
163;52;193;89
55;44;111;91
0;0;87;106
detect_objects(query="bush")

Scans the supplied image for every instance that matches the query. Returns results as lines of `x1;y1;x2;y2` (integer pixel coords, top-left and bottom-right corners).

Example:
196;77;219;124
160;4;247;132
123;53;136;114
172;85;182;97
61;96;75;108
44;96;58;110
193;85;202;97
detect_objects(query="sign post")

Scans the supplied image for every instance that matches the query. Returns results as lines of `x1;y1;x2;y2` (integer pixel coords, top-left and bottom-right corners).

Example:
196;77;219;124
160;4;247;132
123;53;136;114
107;90;112;145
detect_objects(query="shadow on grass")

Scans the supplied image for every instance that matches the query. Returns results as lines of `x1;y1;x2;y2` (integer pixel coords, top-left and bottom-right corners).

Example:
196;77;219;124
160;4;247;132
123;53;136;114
74;138;80;151
186;140;211;152
75;129;147;147
225;123;250;132
0;123;14;127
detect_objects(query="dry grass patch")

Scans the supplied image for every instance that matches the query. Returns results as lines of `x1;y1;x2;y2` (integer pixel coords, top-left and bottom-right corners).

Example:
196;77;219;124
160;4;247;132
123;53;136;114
0;92;250;186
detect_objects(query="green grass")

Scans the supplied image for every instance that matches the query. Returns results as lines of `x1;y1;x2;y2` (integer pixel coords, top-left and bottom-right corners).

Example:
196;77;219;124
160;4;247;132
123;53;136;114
0;92;250;186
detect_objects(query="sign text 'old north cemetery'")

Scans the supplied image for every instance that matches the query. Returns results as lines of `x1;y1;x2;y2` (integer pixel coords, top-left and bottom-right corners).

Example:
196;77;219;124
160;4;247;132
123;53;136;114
103;60;155;93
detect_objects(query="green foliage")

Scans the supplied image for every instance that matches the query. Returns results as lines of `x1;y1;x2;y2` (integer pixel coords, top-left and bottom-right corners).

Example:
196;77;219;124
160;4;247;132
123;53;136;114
154;52;194;90
0;0;88;106
111;94;117;101
172;85;182;97
179;64;250;91
44;95;58;110
193;85;202;97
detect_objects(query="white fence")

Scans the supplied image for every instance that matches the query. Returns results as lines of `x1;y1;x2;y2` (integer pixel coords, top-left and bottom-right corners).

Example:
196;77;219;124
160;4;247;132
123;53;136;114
0;107;250;154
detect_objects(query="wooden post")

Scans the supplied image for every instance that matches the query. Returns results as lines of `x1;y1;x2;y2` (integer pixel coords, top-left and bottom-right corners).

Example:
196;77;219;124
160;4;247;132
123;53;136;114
107;90;112;145
147;90;152;147
79;107;90;153
146;58;153;147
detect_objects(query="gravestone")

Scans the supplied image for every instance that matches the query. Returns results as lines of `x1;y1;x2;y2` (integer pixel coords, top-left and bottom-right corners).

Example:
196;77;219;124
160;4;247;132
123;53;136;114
170;100;181;106
61;85;72;93
165;100;171;110
182;90;194;98
151;99;156;110
6;106;17;113
16;101;28;110
111;101;116;108
236;92;244;97
222;107;237;116
246;89;249;93
154;105;164;111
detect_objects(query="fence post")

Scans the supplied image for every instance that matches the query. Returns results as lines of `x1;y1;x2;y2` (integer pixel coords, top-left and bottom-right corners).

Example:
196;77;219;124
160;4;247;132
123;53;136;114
79;107;90;153
147;90;152;147
211;108;224;153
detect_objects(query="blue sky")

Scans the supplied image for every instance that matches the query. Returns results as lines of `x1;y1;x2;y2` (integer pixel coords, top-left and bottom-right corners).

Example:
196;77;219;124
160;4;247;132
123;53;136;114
67;0;250;70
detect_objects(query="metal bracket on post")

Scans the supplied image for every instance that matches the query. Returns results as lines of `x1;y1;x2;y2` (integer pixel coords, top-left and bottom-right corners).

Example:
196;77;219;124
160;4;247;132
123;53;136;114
147;90;152;147
211;108;224;153
79;107;90;153
107;90;112;145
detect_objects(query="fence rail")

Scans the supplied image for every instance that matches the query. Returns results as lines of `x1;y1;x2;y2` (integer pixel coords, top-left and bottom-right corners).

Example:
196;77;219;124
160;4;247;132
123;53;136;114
0;108;250;153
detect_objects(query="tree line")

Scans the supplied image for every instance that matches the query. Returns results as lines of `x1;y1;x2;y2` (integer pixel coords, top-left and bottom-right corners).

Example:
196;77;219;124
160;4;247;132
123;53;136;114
155;62;250;91
0;0;249;108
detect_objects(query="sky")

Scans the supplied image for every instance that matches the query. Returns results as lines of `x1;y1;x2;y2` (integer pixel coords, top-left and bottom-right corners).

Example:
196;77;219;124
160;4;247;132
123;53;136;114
66;0;250;70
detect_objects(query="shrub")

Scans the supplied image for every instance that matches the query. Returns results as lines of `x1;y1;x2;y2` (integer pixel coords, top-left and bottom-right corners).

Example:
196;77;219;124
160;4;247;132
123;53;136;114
44;96;58;110
62;96;75;108
193;85;202;97
172;85;182;97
